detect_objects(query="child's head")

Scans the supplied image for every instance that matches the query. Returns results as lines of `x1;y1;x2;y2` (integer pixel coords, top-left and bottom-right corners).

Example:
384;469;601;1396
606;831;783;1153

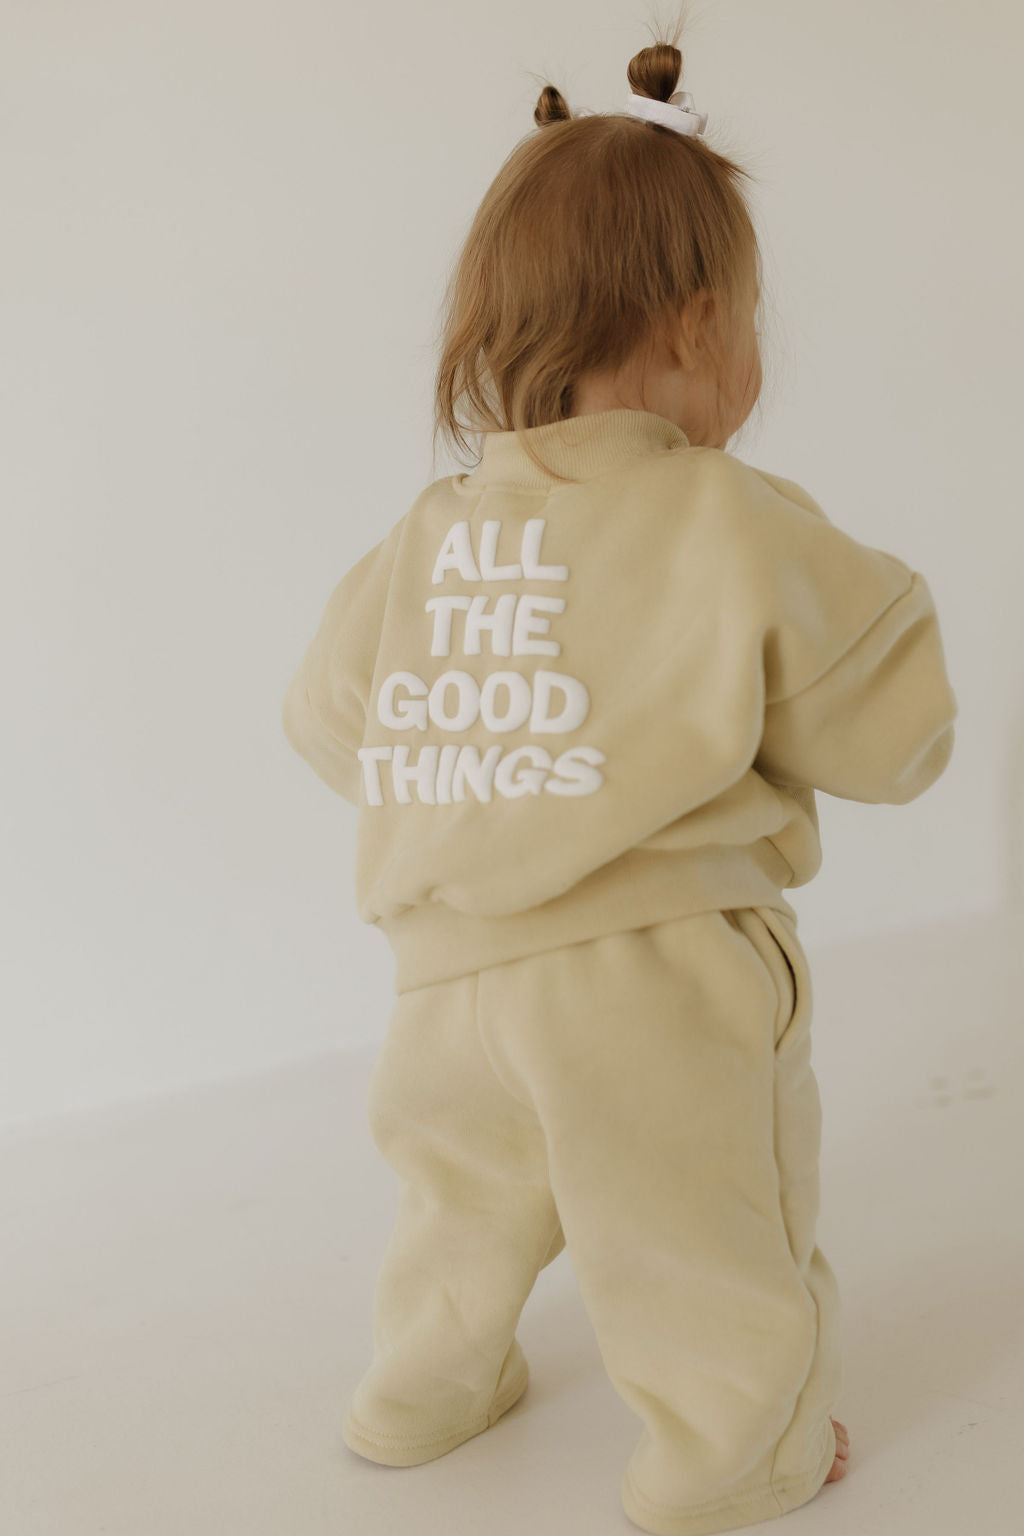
434;32;765;482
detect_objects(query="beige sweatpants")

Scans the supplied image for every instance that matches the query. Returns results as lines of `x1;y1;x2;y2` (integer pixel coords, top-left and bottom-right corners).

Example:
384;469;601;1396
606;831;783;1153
341;905;843;1536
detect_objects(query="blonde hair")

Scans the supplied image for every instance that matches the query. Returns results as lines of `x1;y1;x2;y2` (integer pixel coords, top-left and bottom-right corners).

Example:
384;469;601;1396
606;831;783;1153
432;20;765;484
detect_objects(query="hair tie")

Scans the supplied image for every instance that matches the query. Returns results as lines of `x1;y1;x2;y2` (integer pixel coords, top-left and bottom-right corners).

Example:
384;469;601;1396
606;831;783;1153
624;89;707;137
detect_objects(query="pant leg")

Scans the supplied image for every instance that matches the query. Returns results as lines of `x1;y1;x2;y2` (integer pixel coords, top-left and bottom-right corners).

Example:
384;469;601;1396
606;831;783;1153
475;907;842;1536
733;905;844;1493
341;969;562;1467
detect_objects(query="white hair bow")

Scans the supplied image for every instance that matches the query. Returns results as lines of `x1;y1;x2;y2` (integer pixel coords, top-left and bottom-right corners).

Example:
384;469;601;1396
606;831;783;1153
623;88;707;137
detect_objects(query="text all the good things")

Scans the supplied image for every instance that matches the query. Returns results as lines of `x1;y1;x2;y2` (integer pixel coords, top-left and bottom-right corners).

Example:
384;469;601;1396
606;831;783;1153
357;518;606;805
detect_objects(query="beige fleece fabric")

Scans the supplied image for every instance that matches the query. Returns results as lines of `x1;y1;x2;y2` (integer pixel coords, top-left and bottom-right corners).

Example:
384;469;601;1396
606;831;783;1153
283;407;956;1533
341;902;840;1536
282;409;958;993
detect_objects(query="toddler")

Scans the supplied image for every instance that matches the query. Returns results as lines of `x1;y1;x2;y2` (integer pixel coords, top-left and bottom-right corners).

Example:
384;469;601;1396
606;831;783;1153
282;32;957;1536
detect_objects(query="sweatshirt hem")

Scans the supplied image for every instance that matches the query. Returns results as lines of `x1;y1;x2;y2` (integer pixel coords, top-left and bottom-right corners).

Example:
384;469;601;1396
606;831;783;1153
375;840;797;993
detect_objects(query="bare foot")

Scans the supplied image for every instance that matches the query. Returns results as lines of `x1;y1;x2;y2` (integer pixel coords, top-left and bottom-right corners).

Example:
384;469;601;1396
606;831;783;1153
823;1417;850;1482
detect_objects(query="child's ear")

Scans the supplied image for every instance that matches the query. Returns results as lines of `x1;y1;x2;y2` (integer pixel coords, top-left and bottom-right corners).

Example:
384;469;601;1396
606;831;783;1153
666;290;715;369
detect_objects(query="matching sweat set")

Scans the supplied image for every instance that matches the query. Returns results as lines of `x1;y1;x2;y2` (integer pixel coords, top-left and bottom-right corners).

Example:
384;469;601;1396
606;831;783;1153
281;408;958;1536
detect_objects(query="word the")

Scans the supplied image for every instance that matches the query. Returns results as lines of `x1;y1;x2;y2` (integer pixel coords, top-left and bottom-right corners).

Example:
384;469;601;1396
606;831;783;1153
424;594;565;657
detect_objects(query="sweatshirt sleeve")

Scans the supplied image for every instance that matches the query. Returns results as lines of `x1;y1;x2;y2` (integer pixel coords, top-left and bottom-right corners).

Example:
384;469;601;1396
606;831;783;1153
746;468;959;805
281;523;401;805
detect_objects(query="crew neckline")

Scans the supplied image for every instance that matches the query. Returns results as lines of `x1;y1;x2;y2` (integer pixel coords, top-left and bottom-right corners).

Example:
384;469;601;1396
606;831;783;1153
453;408;691;492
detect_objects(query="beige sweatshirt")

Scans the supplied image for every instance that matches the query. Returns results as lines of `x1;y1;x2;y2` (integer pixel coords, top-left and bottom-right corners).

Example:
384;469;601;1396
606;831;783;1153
282;409;958;993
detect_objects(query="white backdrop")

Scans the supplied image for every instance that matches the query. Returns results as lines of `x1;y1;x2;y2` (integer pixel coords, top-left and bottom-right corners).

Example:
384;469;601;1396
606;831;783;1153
3;0;1020;1126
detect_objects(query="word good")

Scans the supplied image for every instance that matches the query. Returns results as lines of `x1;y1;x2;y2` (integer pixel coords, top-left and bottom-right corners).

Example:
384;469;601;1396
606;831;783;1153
359;517;606;806
376;668;587;734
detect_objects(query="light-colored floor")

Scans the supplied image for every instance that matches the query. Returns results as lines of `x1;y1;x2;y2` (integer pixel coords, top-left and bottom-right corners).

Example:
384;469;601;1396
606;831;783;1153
3;904;1022;1536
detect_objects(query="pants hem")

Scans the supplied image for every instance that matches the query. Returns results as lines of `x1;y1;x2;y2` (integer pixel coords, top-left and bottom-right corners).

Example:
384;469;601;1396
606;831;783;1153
340;1345;530;1467
621;1419;836;1536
